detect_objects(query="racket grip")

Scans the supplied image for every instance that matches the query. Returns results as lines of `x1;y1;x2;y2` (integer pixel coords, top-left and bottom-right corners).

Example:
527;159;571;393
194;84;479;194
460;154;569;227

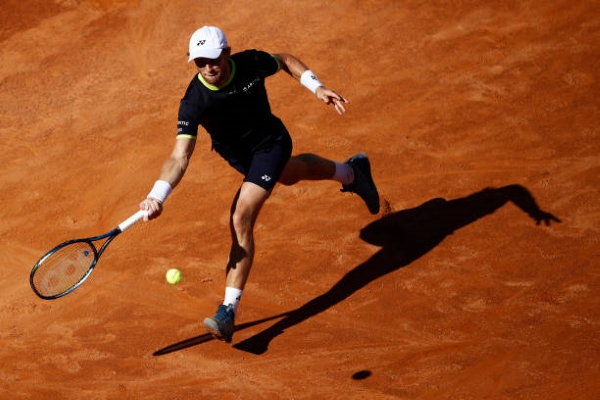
118;210;148;232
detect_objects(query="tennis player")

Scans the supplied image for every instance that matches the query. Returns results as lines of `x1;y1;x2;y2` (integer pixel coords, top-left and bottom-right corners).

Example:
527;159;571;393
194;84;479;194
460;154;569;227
140;26;379;343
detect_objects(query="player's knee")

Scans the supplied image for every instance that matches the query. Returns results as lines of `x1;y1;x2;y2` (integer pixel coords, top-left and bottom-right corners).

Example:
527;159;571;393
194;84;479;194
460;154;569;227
231;213;251;240
230;203;257;236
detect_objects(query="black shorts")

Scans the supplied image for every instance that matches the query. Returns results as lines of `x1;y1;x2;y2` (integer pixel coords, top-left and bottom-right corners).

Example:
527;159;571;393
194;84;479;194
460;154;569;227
215;129;293;191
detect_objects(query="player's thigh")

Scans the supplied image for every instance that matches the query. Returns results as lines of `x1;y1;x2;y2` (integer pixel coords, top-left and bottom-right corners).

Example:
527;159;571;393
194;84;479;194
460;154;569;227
244;136;292;191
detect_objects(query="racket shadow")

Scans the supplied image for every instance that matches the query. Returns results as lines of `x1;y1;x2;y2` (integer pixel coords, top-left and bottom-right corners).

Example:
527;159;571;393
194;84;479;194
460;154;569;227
153;311;290;356
232;184;560;355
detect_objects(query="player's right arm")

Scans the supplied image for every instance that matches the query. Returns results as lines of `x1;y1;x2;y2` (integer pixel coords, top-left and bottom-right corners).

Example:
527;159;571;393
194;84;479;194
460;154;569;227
141;136;196;220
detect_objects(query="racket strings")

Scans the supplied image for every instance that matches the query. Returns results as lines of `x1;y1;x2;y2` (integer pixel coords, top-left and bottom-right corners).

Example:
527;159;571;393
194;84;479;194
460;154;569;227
32;242;96;297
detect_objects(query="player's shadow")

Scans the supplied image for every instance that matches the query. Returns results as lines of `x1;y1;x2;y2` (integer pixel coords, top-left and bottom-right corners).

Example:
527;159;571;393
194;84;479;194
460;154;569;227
153;312;289;356
232;184;560;355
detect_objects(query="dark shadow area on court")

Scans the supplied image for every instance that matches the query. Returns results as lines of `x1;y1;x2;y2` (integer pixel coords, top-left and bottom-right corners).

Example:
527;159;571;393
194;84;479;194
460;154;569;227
233;184;560;354
154;185;559;356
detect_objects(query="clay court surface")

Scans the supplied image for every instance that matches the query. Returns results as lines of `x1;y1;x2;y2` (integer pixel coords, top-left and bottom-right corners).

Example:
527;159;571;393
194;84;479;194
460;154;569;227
1;0;598;398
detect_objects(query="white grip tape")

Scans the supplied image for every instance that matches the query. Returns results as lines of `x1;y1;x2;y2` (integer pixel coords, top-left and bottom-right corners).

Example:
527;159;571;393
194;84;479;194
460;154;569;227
300;70;323;94
118;210;147;232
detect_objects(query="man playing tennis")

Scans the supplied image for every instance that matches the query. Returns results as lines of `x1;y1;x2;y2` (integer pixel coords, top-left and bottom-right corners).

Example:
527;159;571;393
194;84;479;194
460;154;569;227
140;26;379;343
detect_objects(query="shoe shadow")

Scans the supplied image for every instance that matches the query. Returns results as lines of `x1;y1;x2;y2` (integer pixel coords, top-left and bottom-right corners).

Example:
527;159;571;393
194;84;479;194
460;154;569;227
232;184;560;355
153;312;291;356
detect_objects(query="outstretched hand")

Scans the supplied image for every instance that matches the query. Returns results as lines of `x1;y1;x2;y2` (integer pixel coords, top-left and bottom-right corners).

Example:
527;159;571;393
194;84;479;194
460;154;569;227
316;86;349;115
530;210;561;226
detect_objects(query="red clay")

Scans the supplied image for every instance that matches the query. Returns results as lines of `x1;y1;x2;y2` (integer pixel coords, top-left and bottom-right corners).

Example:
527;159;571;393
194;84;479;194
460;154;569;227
1;0;598;398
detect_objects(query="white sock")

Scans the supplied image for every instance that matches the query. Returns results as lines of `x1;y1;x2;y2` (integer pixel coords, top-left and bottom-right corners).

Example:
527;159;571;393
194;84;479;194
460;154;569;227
333;161;354;185
223;286;243;315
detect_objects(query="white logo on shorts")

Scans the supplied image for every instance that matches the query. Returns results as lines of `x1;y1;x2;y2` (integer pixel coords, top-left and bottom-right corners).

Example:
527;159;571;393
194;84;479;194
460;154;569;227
261;175;272;182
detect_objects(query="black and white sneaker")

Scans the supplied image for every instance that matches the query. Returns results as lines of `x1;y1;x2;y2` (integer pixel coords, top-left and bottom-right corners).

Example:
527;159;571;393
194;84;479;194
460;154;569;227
341;153;380;214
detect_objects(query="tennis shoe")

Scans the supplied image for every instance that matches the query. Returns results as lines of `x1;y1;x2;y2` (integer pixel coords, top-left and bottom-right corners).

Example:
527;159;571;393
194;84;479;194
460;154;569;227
204;304;235;343
341;153;380;214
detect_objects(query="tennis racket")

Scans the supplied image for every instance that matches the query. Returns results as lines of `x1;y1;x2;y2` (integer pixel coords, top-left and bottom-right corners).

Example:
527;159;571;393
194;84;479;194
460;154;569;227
30;210;147;300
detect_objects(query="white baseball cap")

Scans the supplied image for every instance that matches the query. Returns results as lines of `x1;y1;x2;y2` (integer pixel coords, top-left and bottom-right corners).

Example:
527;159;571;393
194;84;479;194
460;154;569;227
188;26;229;62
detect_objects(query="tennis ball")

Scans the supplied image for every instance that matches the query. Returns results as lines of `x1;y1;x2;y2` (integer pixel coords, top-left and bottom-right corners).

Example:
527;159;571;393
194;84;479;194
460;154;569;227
166;268;182;284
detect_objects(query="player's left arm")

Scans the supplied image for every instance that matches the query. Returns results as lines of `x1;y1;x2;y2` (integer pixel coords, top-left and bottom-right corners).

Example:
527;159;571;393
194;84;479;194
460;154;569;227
272;53;349;115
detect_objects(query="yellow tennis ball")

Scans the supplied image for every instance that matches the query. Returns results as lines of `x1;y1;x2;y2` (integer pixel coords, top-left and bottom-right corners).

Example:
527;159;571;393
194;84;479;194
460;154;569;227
166;268;182;284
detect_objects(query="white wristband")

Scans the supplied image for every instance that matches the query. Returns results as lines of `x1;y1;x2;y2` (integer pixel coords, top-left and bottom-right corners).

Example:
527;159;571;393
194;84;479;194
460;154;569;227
300;70;323;94
147;180;172;203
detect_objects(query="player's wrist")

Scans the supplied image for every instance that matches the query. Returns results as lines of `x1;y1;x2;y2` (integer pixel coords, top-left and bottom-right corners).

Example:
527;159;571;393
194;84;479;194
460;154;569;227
147;180;172;203
300;70;324;94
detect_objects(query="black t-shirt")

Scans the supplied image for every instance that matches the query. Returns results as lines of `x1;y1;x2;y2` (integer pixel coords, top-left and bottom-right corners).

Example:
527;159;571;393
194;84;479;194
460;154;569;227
177;49;283;153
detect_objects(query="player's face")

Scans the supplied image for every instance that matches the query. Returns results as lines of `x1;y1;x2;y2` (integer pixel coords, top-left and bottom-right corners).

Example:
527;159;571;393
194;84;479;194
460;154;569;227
195;51;230;87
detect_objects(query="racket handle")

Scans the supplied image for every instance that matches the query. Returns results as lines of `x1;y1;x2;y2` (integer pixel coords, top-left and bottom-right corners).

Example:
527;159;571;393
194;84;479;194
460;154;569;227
118;210;148;232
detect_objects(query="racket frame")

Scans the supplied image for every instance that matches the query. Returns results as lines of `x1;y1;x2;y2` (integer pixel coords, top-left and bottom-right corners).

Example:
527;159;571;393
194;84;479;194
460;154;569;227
30;210;146;300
